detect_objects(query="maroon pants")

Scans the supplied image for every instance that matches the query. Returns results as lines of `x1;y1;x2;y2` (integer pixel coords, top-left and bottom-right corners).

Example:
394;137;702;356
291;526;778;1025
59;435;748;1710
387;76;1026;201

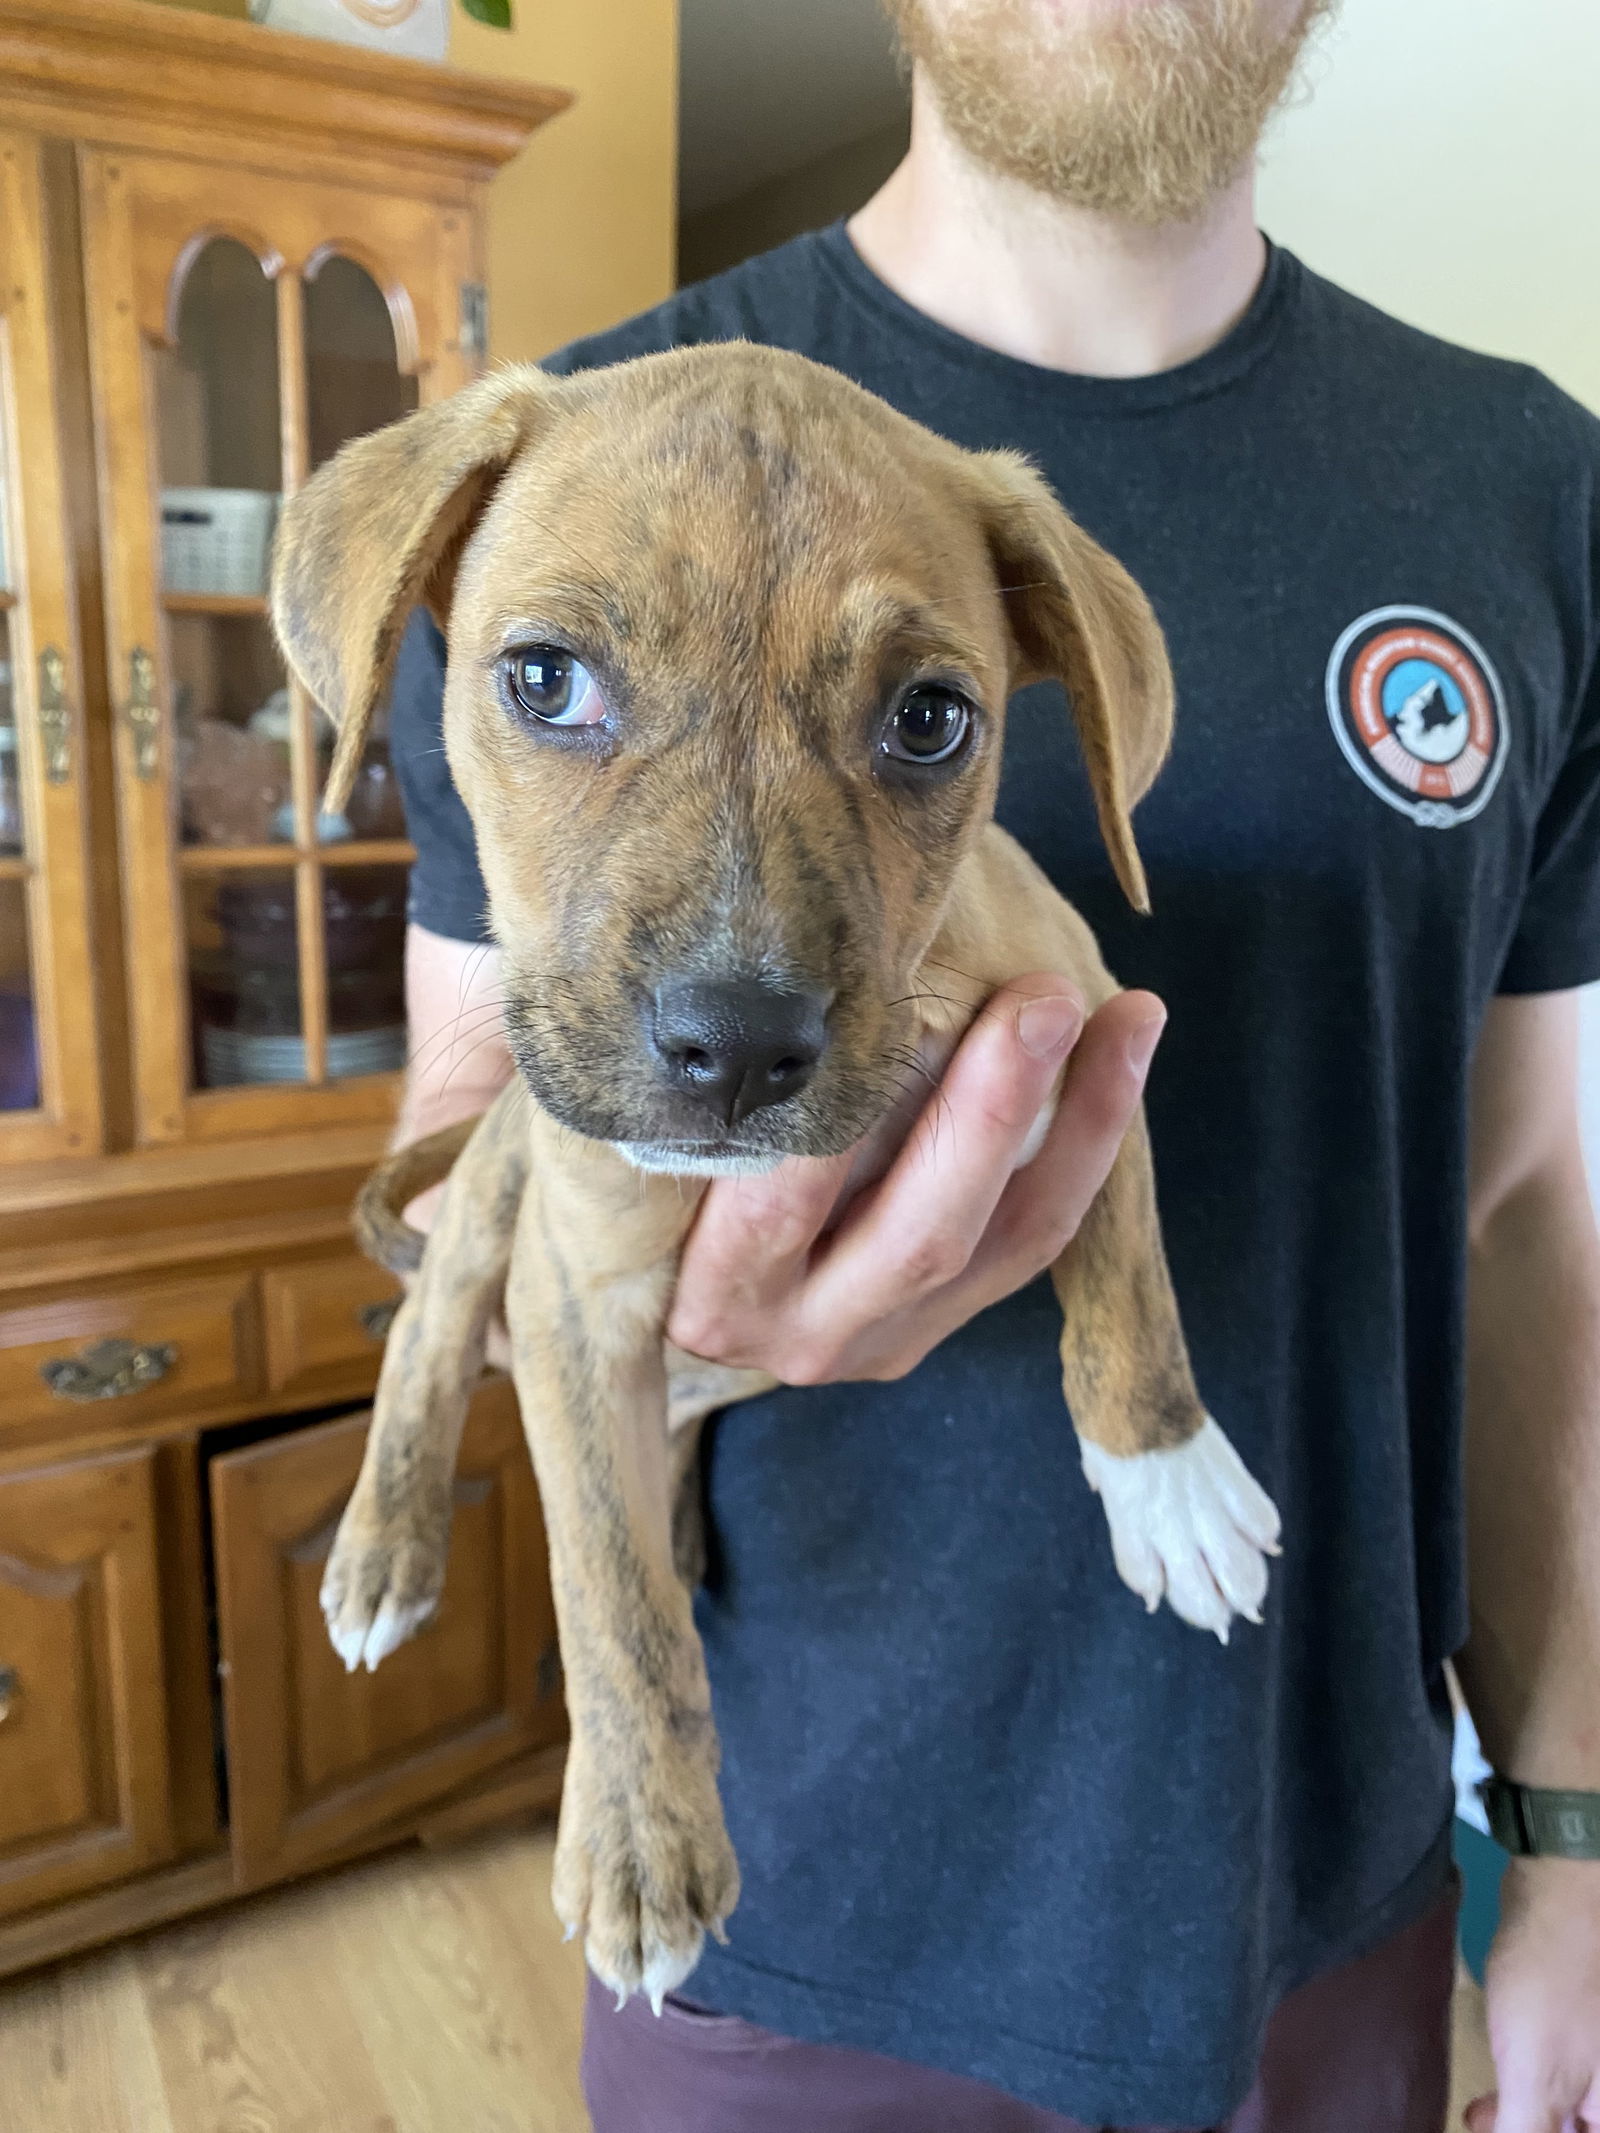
581;1890;1457;2133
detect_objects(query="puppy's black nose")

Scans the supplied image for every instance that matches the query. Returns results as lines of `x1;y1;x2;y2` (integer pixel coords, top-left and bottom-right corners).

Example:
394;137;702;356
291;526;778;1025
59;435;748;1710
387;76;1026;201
649;979;828;1126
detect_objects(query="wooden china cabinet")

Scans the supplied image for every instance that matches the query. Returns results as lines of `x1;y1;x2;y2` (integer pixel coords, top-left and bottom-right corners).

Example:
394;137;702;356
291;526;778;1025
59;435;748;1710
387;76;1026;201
0;0;571;1977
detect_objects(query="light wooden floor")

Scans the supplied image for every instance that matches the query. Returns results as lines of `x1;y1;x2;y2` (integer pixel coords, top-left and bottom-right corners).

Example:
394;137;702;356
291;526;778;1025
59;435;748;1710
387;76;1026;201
0;1824;1496;2132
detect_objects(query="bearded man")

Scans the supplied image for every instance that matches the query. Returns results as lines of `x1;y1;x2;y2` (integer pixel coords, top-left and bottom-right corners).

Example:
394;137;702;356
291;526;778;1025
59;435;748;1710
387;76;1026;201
390;3;1600;2125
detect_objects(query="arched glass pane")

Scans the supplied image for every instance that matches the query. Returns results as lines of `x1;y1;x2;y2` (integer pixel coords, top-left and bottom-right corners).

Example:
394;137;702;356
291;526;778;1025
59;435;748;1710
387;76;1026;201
305;254;418;470
158;235;280;494
156;238;288;852
302;260;415;1084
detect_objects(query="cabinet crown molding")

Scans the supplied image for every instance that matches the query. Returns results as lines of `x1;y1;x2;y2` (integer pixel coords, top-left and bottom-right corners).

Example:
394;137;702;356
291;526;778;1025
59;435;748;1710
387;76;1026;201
0;0;570;181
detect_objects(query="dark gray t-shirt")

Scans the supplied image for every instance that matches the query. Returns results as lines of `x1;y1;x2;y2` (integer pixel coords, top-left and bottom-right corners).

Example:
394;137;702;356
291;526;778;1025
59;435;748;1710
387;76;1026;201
391;231;1600;2125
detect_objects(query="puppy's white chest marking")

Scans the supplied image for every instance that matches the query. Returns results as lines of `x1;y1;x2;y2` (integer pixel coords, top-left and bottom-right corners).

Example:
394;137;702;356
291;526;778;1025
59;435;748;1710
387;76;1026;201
1080;1418;1282;1644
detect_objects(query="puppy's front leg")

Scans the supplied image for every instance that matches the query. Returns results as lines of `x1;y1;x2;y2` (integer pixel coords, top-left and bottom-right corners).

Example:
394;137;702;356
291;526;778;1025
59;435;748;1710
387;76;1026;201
507;1145;738;2011
322;1080;529;1670
1052;1113;1281;1642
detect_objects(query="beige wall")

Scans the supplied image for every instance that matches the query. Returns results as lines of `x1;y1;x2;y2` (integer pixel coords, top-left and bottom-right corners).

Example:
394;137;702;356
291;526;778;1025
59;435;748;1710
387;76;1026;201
455;2;677;362
1257;0;1600;413
152;0;677;364
679;117;907;287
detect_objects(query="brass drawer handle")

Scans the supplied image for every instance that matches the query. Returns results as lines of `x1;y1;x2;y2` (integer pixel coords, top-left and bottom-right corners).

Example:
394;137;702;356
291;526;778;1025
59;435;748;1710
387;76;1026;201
0;1665;16;1723
358;1297;400;1343
40;1335;177;1402
125;646;161;781
36;646;73;784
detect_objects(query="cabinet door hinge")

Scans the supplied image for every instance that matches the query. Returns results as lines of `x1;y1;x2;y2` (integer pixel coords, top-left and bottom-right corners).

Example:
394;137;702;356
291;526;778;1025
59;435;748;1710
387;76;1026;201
36;646;72;784
125;646;160;781
460;281;488;364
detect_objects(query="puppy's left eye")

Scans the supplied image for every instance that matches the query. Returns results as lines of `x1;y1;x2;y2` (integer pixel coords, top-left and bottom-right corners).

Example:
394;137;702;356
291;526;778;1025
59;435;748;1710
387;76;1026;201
504;645;605;726
881;685;973;767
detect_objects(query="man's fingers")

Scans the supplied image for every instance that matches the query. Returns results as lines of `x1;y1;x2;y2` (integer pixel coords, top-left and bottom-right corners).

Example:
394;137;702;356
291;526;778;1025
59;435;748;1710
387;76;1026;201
669;974;1164;1383
973;990;1165;1283
797;977;1086;1337
669;975;1081;1369
666;1145;856;1356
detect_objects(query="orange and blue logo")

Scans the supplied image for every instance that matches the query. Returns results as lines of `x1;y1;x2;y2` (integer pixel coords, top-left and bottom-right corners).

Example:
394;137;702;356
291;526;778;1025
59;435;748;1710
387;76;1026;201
1326;606;1508;828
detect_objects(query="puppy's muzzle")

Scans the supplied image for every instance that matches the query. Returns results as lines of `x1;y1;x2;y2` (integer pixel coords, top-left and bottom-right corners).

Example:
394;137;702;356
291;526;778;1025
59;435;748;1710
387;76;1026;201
647;978;829;1128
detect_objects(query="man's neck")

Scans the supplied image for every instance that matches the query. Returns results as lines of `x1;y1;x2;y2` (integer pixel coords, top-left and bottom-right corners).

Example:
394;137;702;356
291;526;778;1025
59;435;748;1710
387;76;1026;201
848;84;1267;380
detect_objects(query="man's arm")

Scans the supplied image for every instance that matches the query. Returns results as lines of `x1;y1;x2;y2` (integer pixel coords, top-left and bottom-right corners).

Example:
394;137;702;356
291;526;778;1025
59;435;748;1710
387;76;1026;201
1458;988;1600;2133
396;924;515;1242
399;922;515;1146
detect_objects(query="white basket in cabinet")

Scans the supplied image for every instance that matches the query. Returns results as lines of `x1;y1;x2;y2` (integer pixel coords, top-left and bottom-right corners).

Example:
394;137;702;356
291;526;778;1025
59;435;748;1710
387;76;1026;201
161;488;279;598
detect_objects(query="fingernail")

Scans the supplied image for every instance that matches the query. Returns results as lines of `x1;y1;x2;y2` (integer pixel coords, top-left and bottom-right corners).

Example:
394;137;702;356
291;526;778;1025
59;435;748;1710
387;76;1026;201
1017;993;1084;1061
1125;1011;1167;1081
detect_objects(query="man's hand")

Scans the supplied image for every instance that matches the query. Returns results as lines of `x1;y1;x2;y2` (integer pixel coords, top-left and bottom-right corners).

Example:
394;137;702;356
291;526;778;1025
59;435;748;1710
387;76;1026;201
668;974;1166;1384
399;930;1164;1386
1467;1857;1600;2132
400;924;517;1366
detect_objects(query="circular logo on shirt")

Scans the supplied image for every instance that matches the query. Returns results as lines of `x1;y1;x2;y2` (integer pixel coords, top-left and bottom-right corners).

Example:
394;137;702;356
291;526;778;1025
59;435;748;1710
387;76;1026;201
1325;606;1509;828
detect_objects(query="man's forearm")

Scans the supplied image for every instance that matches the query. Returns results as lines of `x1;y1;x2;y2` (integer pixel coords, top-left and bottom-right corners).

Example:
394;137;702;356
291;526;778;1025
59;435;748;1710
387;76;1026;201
398;922;515;1147
1458;1157;1600;1787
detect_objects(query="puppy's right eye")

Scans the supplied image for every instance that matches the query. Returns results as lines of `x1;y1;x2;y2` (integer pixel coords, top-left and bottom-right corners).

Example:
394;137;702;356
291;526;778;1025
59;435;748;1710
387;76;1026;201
504;645;605;727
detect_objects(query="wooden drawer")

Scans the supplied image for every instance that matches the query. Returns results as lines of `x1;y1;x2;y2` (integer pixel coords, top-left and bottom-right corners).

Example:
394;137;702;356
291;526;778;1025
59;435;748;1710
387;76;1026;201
0;1272;259;1439
261;1255;402;1401
0;1444;176;1918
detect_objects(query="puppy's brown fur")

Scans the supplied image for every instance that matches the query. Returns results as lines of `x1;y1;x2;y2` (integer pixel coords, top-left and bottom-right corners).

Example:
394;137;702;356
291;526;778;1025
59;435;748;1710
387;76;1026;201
274;344;1279;2010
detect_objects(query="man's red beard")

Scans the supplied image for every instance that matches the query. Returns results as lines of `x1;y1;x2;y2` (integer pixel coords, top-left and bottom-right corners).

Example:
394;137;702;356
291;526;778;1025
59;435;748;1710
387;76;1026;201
883;0;1332;226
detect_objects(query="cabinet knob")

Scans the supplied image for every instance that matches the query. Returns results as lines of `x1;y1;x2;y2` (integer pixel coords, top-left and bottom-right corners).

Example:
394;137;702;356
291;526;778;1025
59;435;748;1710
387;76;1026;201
40;1335;177;1402
0;1666;16;1723
357;1297;400;1343
124;646;161;781
36;646;73;784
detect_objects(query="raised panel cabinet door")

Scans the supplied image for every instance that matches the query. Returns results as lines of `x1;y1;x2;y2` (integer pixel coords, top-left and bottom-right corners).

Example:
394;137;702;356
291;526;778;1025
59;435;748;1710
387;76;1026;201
211;1378;563;1887
0;1443;176;1919
77;147;477;1148
0;133;102;1159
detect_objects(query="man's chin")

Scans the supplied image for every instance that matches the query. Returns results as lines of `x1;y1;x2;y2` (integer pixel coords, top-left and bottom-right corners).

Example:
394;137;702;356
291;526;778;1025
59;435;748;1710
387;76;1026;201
887;0;1332;227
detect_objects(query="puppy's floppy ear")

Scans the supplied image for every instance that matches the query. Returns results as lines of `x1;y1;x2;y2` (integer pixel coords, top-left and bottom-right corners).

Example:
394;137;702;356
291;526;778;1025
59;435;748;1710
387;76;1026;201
271;363;562;812
968;450;1174;914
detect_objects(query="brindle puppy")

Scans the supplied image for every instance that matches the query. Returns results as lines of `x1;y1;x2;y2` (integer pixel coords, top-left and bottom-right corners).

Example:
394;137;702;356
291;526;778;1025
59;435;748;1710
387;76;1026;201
271;344;1280;2013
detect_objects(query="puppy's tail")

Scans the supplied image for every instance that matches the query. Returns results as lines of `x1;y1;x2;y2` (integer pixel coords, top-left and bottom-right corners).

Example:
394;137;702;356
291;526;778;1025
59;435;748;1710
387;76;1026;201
353;1118;480;1276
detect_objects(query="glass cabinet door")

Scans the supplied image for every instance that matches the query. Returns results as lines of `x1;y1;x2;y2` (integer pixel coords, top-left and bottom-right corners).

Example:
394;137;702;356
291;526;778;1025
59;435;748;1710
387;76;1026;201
0;135;101;1160
79;150;477;1145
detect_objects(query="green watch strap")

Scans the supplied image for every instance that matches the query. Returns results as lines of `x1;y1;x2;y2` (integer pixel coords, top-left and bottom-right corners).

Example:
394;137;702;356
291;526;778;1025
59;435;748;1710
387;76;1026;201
1482;1776;1600;1860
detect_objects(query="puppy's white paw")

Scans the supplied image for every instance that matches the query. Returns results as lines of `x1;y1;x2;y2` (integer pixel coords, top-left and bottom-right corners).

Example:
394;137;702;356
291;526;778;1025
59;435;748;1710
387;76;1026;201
320;1496;448;1674
631;1931;706;2019
553;1738;738;2018
1080;1417;1280;1643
